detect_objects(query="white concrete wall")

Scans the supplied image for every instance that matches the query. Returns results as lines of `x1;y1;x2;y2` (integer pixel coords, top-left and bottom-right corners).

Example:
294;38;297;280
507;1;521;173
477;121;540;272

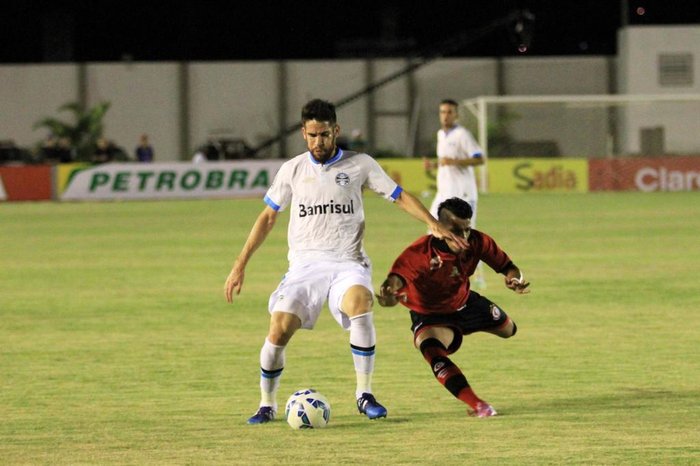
0;64;78;148
370;59;410;156
3;28;697;162
87;62;180;161
504;56;611;94
618;26;700;94
502;56;612;157
188;61;280;157
617;26;700;154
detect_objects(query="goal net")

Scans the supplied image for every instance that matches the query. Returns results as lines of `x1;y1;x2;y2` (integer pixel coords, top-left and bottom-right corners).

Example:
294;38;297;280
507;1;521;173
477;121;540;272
461;94;700;192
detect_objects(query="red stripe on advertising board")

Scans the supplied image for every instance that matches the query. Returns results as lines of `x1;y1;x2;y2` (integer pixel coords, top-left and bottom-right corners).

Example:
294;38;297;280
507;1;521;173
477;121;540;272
589;156;700;192
0;165;53;201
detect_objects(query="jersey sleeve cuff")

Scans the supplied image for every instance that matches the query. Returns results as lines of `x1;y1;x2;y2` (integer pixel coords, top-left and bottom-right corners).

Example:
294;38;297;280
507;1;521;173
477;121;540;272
264;195;281;211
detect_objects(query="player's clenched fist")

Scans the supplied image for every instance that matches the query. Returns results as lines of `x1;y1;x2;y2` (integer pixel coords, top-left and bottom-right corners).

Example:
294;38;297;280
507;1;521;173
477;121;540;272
505;273;530;294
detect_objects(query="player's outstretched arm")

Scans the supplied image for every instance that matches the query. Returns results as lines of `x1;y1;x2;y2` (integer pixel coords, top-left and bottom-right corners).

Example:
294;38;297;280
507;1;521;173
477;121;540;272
376;274;405;307
224;206;278;303
394;191;468;250
439;157;484;167
503;264;530;294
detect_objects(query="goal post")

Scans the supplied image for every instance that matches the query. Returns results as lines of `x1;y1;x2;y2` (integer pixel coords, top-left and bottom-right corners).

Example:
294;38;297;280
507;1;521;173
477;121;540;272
461;94;700;193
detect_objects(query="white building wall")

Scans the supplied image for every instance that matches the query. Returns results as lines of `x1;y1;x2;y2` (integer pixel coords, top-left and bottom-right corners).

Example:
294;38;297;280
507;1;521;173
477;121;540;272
87;62;180;161
188;61;279;157
503;56;612;157
617;26;700;154
0;64;78;148
371;59;411;156
504;56;611;94
3;27;697;163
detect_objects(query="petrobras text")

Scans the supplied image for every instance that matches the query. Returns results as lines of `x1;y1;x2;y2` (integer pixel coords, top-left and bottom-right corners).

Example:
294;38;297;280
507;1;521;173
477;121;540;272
60;161;283;200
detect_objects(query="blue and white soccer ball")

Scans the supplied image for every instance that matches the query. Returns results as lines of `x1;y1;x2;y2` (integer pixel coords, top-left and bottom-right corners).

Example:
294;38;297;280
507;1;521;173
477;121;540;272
285;388;331;429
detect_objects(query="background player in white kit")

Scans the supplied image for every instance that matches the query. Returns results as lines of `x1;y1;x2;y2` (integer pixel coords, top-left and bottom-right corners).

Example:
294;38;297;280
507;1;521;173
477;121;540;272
424;98;486;287
224;99;468;424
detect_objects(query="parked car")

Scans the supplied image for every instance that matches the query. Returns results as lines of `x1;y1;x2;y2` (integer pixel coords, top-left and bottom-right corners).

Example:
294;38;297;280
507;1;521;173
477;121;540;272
0;140;36;165
192;138;255;161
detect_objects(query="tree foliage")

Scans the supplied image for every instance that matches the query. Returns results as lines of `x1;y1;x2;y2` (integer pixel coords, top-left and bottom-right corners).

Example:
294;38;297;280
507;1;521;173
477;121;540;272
33;101;111;162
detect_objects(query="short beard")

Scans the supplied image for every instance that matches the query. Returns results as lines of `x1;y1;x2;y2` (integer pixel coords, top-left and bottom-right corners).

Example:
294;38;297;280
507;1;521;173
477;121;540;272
312;147;335;163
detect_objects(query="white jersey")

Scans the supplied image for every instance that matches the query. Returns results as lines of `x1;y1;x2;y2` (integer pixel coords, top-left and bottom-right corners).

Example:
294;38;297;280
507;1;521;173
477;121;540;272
430;125;483;225
435;124;483;201
264;149;402;265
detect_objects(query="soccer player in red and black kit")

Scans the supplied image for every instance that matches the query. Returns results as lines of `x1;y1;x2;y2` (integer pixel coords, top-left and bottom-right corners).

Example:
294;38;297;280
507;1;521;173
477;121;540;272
376;197;530;417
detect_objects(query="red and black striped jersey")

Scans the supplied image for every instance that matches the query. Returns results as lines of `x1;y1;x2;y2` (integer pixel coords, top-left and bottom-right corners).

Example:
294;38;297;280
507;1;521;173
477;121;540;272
388;231;512;315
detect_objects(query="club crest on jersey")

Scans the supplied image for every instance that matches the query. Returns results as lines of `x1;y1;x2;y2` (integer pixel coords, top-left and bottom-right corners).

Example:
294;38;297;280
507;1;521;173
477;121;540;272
429;255;443;270
335;173;350;186
490;304;502;320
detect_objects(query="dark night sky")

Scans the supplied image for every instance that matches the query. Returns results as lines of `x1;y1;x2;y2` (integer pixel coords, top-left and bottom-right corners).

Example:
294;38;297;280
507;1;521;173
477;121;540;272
2;0;699;63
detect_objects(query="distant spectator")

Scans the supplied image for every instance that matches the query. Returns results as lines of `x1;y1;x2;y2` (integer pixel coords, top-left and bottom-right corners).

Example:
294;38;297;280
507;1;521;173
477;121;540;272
92;137;115;164
0;139;34;165
192;151;207;163
135;133;154;162
40;135;73;163
193;140;220;162
204;141;220;160
57;137;74;163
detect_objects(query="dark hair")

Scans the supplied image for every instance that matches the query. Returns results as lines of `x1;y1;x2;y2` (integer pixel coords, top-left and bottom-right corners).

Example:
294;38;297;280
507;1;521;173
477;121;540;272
301;99;337;125
437;197;473;220
440;98;459;108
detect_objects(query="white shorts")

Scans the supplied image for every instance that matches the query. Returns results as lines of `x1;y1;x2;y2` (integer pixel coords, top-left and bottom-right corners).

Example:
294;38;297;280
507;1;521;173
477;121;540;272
268;259;373;330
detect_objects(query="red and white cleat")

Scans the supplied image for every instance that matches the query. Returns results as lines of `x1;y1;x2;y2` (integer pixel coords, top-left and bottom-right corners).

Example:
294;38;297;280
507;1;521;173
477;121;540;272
469;401;497;418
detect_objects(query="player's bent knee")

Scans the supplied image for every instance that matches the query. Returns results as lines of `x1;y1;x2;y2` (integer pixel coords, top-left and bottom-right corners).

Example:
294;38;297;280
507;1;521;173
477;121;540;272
342;285;374;317
493;318;517;339
501;320;517;338
415;326;457;350
268;311;301;345
418;337;446;353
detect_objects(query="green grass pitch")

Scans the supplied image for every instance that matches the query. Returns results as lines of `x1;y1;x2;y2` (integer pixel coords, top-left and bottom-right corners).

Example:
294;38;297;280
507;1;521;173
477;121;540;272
1;192;699;464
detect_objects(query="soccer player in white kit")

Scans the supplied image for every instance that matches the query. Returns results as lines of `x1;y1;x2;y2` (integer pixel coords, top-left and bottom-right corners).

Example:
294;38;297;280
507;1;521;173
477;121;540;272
426;99;486;287
224;99;469;424
427;99;484;227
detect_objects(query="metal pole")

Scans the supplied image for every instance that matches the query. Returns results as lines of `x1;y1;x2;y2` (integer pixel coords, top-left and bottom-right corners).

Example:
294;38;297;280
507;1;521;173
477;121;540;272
77;62;87;111
178;62;190;161
277;61;287;158
621;0;629;27
365;60;375;152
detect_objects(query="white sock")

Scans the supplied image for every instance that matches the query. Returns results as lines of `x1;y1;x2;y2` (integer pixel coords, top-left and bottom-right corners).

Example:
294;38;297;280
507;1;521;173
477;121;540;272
259;338;285;411
349;312;376;399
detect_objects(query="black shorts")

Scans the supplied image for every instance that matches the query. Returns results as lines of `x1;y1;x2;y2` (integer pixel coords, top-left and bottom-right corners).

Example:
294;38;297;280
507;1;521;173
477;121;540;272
409;291;509;354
